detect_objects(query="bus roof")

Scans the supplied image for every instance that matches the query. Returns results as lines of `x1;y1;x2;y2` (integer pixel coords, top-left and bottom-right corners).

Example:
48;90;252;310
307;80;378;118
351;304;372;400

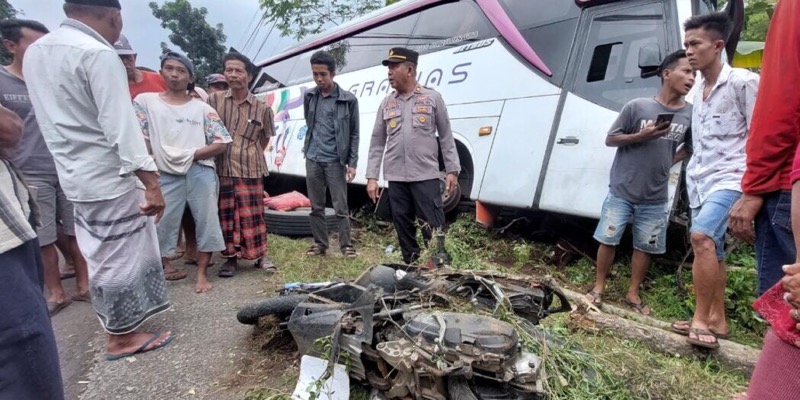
254;0;552;76
254;0;444;68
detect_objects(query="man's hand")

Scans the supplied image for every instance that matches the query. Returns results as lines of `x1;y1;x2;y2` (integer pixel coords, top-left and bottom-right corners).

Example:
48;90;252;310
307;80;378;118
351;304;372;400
446;173;459;198
140;186;166;223
729;194;764;243
346;167;356;183
636;121;671;141
783;264;800;310
367;179;380;204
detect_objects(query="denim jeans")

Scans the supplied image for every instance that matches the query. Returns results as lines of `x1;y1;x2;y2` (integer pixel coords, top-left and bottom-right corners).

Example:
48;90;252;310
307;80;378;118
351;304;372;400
755;190;796;296
0;239;64;400
593;193;669;254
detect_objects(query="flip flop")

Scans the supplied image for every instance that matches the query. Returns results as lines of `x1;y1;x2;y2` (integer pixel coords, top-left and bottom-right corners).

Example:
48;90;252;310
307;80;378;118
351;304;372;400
687;327;720;349
585;290;603;307
105;331;174;361
71;291;91;303
625;298;651;316
164;269;187;281
258;257;277;274
47;299;72;316
671;320;730;339
218;266;235;278
60;272;76;280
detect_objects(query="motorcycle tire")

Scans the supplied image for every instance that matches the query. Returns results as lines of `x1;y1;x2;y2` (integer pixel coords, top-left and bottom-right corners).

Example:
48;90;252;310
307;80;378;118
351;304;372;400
236;294;309;325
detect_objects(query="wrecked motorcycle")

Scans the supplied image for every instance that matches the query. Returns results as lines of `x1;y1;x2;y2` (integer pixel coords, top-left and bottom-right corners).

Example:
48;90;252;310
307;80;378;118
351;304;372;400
237;264;571;399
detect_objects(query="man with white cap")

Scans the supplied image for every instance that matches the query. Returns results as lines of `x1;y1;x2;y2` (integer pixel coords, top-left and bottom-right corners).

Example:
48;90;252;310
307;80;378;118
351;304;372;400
114;33;167;99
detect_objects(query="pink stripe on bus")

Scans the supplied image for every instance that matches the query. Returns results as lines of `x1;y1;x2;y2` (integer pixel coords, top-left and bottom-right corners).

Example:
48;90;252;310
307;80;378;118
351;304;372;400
475;0;552;76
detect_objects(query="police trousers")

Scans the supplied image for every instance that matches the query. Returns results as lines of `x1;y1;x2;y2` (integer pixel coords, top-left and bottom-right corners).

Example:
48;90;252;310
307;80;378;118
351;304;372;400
388;179;444;264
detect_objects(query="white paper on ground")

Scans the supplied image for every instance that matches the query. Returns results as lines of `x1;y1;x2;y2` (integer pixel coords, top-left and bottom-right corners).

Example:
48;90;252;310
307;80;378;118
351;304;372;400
291;355;350;400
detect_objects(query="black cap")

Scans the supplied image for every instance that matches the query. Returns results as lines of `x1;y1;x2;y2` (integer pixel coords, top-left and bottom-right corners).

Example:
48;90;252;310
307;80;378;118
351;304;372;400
65;0;121;9
382;47;418;66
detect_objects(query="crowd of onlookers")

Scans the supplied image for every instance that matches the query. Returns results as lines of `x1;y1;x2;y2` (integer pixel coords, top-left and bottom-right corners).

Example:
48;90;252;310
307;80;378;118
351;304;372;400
1;0;799;399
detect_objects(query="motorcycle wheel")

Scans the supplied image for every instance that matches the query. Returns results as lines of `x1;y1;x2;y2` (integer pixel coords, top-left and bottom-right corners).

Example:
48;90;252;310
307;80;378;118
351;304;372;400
236;294;309;325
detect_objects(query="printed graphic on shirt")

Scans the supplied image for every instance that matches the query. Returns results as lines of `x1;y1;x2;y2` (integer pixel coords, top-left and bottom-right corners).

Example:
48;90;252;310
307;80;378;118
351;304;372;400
637;119;689;142
205;112;232;145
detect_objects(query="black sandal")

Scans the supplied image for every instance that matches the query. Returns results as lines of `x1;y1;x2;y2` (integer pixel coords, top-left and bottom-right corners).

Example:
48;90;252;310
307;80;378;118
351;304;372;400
342;246;357;258
305;244;326;256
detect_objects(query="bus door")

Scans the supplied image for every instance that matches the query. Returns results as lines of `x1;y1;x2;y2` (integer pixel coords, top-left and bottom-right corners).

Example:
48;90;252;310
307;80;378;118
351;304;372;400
538;0;671;219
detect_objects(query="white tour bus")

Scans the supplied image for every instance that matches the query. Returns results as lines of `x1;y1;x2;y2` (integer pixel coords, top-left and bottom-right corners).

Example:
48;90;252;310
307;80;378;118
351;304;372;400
251;0;742;223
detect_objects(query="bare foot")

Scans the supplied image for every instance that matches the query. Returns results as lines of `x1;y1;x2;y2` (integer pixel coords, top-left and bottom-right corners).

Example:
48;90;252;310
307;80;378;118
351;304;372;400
195;278;213;293
106;331;171;357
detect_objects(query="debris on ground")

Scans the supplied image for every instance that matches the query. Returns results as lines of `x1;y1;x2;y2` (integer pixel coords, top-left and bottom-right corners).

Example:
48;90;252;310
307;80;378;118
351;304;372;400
237;263;571;399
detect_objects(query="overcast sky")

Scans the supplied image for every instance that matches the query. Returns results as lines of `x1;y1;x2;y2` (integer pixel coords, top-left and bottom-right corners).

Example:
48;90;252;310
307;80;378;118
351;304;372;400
10;0;297;71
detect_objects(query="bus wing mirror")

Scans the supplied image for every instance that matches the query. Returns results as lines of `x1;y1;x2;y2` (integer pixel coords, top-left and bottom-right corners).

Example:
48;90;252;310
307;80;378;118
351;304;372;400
638;44;661;78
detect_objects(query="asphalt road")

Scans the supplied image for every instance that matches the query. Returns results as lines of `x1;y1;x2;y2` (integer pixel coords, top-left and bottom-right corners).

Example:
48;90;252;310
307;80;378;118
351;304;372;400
52;257;279;400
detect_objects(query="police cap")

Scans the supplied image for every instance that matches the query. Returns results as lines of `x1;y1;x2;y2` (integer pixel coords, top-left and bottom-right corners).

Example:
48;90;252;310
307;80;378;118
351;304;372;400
382;47;419;66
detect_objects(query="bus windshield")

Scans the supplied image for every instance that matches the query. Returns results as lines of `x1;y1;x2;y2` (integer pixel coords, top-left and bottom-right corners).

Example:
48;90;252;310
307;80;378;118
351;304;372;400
497;0;581;84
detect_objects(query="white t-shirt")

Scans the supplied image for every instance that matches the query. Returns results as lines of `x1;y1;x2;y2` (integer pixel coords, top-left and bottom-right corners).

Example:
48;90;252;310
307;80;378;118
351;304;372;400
133;93;232;175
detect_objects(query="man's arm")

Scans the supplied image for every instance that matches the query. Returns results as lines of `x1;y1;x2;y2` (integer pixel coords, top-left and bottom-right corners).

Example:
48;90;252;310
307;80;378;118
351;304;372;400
434;94;460;175
86;50;157;175
366;98;388;203
365;98;388;181
348;98;360;167
0;104;22;157
196;109;233;161
261;106;275;153
741;0;799;196
86;50;163;219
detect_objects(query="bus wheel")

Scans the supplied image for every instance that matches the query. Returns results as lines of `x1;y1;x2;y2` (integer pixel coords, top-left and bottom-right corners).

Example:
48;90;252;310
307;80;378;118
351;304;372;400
441;178;461;214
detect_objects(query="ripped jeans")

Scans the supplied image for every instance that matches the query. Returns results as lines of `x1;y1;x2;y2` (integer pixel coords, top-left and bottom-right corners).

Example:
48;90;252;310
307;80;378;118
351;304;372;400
593;193;669;255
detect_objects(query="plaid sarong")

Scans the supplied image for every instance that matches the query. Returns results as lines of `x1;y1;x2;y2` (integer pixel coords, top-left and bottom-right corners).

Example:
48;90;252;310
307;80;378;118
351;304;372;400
218;177;267;260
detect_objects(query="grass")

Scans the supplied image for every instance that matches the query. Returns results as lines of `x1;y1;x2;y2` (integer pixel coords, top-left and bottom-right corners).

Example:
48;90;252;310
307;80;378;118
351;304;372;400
240;212;754;399
558;243;766;347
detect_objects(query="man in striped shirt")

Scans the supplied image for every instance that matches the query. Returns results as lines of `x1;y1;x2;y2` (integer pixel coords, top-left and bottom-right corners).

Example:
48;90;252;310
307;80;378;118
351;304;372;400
208;52;276;277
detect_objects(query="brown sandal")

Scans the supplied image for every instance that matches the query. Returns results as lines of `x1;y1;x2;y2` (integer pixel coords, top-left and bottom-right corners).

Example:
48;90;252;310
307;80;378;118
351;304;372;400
687;327;720;349
671;320;730;339
585;290;603;307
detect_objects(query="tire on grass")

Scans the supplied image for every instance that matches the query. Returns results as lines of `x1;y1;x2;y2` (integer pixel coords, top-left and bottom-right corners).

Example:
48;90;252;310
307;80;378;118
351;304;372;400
237;294;309;325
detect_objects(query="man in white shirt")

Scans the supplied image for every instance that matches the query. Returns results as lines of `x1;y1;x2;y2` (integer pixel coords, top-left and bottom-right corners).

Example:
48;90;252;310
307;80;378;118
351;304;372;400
23;0;173;361
133;52;232;294
671;12;759;350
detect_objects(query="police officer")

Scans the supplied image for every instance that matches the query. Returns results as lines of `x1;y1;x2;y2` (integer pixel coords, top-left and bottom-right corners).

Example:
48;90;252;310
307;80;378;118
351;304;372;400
366;47;460;264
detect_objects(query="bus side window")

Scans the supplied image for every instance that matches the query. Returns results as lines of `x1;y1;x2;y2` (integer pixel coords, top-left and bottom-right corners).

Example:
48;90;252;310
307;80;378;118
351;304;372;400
334;14;419;75
572;2;667;111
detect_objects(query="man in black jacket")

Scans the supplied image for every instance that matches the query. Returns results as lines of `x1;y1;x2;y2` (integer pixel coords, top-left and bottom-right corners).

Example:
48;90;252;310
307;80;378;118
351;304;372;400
303;50;359;257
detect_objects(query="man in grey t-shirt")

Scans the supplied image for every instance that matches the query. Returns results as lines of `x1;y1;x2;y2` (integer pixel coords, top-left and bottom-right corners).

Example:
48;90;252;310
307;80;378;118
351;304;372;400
1;19;89;316
585;50;695;315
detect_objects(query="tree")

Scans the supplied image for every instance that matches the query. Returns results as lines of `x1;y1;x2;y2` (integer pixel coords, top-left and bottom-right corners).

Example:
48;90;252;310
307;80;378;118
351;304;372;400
259;0;399;41
0;0;18;65
149;0;227;81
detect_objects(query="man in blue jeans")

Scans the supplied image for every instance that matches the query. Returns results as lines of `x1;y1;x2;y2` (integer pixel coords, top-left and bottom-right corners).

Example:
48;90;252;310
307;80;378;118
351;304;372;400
671;13;759;349
0;104;64;399
586;50;694;316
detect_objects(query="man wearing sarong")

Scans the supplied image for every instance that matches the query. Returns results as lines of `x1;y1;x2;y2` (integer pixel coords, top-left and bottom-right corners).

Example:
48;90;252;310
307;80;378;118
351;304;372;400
24;0;173;361
208;52;276;277
133;51;232;294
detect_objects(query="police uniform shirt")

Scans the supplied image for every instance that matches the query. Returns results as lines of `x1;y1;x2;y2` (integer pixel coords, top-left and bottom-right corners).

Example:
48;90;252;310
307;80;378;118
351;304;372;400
366;85;460;182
